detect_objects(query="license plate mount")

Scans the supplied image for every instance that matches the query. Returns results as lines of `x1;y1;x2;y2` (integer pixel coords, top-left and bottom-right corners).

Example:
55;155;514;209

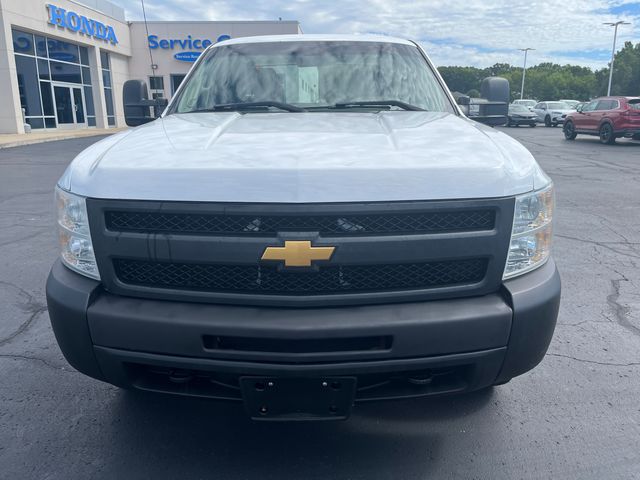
239;376;357;421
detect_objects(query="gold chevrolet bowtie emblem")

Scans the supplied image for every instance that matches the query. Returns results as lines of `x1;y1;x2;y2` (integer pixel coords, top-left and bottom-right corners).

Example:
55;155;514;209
261;241;335;267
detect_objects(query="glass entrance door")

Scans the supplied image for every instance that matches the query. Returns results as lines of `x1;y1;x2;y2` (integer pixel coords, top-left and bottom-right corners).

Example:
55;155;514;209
72;87;85;124
53;84;87;129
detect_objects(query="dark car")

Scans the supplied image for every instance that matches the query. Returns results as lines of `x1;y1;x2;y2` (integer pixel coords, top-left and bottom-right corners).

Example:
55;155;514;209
563;96;640;144
507;104;537;127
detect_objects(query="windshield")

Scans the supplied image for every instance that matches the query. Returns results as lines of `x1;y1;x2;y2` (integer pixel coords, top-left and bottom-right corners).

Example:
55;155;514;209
510;105;530;112
170;41;455;114
516;100;536;107
547;102;570;110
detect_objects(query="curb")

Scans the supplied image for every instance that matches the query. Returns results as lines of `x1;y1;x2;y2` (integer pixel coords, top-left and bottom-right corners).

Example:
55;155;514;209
0;130;123;150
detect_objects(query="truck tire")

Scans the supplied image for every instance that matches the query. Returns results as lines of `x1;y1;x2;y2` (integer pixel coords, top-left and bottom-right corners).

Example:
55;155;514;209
599;123;616;145
544;115;552;127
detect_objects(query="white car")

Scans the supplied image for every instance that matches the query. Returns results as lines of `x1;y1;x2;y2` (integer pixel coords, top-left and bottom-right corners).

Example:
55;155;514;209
512;99;537;111
532;101;574;127
559;99;580;109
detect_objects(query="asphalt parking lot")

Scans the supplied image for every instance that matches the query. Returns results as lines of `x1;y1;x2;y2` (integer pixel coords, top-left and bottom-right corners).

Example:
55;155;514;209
1;126;639;479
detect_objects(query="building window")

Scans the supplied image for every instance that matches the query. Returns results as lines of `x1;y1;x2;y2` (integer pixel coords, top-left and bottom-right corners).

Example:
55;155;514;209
149;76;165;100
12;29;93;129
149;76;164;90
171;74;187;95
101;51;115;127
15;56;42;117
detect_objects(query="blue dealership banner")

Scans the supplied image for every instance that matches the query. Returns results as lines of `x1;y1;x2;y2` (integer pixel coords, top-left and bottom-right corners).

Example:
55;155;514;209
174;51;202;62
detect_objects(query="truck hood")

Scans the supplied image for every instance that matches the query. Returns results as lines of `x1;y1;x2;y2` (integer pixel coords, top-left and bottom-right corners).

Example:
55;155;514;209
61;111;549;202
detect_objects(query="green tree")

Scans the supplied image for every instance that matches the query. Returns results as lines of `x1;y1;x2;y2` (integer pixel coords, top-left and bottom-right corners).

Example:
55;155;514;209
437;43;639;101
596;42;640;96
438;66;485;94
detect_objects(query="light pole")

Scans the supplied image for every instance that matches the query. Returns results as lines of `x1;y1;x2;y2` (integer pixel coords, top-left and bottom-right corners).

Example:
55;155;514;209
603;21;630;96
518;48;535;100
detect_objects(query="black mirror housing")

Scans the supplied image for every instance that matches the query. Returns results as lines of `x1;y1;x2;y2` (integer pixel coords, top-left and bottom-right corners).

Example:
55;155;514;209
469;77;510;127
457;95;471;106
123;80;164;127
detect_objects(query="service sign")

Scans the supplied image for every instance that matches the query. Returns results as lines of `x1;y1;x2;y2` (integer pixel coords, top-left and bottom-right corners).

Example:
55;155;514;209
148;34;231;62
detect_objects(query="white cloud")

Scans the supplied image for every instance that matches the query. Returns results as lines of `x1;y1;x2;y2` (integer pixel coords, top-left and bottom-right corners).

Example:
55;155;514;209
116;0;639;69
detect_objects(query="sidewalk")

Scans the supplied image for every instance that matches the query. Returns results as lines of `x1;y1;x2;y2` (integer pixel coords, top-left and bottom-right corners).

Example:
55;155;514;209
0;128;127;149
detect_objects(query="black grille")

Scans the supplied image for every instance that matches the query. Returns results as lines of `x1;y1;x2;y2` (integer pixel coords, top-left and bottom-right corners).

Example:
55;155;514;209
105;210;495;236
114;258;488;295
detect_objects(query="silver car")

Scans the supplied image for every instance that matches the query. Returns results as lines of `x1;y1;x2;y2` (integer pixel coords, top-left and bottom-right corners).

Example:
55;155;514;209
532;101;574;127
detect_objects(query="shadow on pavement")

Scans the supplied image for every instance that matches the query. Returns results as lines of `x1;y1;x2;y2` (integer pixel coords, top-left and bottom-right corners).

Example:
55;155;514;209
105;387;495;477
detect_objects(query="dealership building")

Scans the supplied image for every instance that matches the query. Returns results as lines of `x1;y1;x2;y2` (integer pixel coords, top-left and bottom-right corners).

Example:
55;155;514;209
0;0;301;134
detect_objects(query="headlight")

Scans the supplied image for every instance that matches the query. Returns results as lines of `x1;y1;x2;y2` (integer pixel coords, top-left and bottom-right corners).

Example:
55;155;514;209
56;187;100;280
503;184;554;279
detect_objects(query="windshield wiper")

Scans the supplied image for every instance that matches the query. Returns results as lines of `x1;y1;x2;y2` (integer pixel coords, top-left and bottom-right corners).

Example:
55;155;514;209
332;100;425;111
188;101;306;113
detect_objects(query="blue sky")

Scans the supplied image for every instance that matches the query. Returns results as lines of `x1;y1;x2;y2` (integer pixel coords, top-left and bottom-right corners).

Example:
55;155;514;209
114;0;639;69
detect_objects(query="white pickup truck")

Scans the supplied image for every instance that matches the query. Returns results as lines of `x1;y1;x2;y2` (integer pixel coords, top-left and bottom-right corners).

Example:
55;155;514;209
47;35;560;420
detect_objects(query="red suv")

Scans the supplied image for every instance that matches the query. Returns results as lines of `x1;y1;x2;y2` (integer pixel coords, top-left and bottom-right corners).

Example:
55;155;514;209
563;96;640;144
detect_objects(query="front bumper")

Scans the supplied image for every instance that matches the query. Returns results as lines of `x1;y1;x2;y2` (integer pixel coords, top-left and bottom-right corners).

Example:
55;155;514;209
46;258;560;403
511;116;537;125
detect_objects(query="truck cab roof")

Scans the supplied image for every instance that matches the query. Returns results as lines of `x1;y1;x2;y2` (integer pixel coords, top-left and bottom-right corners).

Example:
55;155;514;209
214;34;416;47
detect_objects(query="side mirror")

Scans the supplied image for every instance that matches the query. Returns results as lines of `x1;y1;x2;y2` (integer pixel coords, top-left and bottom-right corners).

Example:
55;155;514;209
456;95;471;106
123;80;168;127
473;77;510;126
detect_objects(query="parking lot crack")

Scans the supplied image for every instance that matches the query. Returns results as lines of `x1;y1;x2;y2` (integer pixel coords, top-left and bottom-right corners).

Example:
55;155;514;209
0;281;47;347
556;234;640;260
0;228;49;248
546;353;640;367
0;189;52;205
0;354;65;371
0;306;48;347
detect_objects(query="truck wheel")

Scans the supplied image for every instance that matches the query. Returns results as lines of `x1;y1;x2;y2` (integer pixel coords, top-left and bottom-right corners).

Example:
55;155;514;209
563;121;577;140
599;123;616;145
544;115;552;127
